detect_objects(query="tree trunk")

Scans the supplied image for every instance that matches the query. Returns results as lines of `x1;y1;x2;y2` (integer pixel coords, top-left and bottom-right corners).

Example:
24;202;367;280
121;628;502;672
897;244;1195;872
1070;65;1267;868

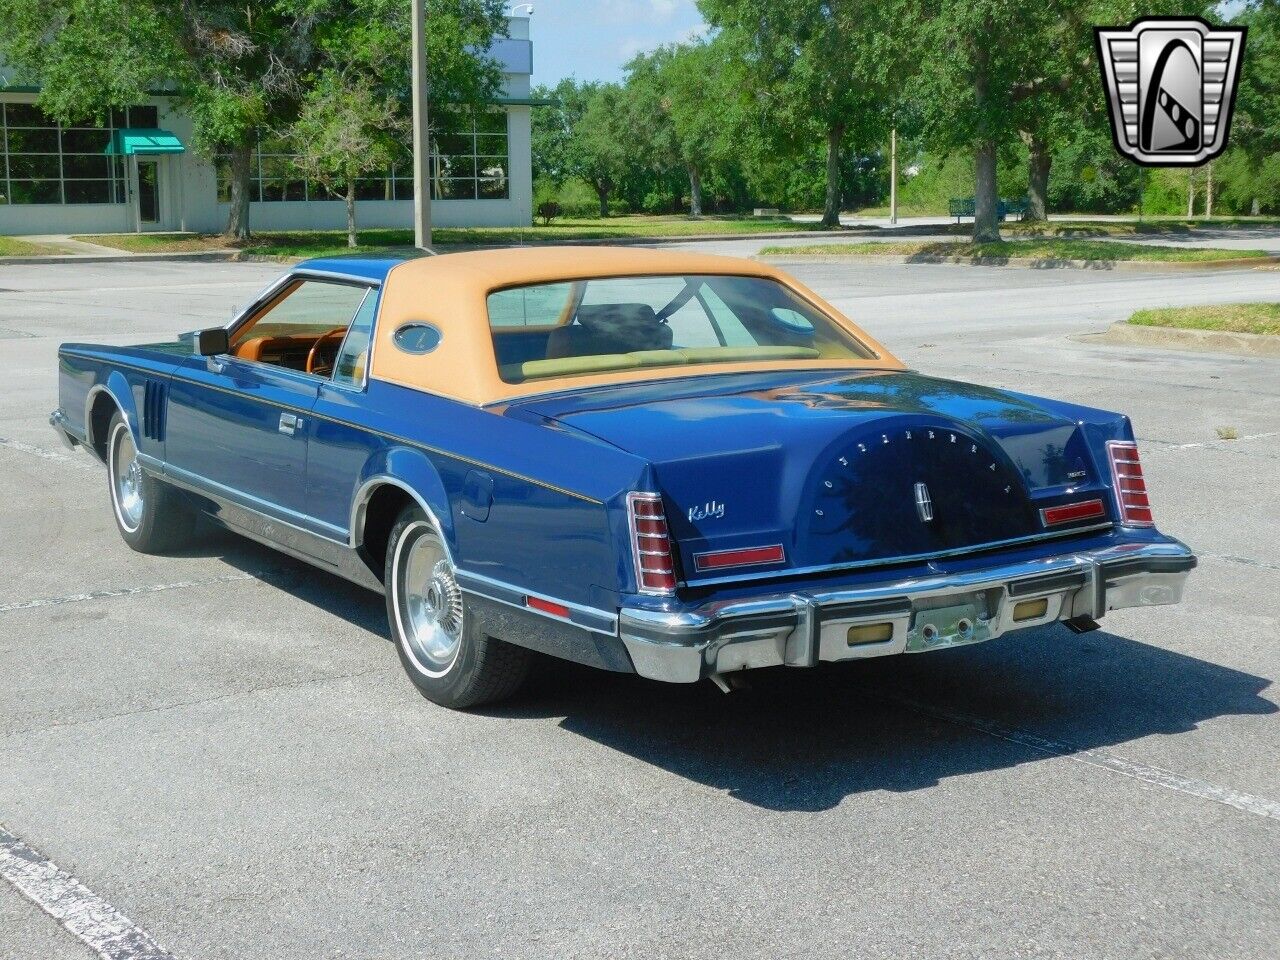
1205;162;1214;218
688;164;703;217
1186;169;1196;218
1025;134;1052;221
595;183;610;218
345;180;358;249
973;140;1000;243
971;33;1000;244
223;142;253;241
821;124;844;227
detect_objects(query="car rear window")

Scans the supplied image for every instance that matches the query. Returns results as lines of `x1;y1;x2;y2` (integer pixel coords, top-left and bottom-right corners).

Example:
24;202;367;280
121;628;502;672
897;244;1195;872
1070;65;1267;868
486;274;875;383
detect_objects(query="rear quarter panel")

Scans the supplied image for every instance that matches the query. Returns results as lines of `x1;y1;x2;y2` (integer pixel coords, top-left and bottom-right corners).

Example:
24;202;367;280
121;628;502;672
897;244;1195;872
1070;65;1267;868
324;379;648;612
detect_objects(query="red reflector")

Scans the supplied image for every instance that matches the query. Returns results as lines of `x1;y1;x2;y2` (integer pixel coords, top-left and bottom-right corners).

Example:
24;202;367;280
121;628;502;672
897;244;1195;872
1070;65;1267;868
526;595;571;619
1040;499;1105;526
1106;440;1155;527
693;544;786;572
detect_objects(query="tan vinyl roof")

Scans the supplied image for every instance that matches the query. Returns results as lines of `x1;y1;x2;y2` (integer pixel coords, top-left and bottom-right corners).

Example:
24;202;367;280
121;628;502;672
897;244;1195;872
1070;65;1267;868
369;246;905;404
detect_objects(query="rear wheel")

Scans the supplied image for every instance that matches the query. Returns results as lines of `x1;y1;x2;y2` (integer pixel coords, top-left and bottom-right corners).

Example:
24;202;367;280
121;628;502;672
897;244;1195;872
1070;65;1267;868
385;505;530;708
106;412;191;553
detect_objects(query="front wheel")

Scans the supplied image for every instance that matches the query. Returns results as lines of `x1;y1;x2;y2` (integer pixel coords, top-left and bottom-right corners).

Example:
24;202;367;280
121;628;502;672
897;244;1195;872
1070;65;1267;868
385;506;530;709
106;412;191;553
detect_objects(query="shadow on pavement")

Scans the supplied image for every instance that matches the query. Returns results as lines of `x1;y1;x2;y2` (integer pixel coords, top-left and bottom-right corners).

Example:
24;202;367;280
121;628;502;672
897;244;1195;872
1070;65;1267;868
196;528;1276;813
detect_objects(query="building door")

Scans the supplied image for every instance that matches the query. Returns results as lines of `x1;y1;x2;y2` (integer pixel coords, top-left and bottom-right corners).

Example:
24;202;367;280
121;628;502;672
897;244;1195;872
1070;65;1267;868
135;159;160;227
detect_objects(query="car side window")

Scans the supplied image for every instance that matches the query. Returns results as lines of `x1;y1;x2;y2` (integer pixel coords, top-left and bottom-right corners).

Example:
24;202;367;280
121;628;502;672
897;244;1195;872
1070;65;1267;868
332;291;378;387
233;280;369;344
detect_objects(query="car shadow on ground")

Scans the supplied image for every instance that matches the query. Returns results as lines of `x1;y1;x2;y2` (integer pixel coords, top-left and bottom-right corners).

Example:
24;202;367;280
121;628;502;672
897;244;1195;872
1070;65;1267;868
199;529;1276;813
497;632;1275;811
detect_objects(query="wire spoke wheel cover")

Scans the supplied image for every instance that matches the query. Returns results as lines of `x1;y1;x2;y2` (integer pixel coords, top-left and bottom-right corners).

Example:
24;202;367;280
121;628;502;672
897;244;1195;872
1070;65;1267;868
109;422;145;532
393;521;465;678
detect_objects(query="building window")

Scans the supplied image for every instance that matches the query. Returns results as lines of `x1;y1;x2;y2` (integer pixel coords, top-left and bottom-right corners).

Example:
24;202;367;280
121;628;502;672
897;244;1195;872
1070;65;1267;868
214;107;509;204
432;107;509;200
0;102;154;206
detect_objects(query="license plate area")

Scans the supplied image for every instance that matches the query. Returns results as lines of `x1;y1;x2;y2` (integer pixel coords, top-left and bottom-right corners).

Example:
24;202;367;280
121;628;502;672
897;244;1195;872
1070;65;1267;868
906;599;991;652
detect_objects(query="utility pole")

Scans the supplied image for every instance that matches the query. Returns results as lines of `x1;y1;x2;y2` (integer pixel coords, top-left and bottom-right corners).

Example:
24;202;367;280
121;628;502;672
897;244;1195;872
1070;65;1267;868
411;0;432;249
889;126;898;225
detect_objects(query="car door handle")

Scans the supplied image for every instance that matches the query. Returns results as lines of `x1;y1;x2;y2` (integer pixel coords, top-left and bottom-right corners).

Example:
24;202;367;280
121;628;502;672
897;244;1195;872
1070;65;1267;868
279;412;303;436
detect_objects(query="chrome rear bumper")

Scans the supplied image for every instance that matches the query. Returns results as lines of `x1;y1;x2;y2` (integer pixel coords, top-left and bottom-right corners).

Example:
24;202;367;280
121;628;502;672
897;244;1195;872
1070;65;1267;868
618;541;1196;683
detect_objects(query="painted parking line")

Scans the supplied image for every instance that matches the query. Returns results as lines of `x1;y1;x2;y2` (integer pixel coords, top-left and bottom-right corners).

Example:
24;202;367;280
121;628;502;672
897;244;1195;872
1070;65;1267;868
891;696;1280;821
0;574;259;614
1;826;173;960
0;436;98;472
1162;430;1280;450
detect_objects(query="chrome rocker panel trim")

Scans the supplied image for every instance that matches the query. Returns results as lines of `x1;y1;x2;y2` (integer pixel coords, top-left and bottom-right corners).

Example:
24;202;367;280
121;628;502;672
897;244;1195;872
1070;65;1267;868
618;541;1197;683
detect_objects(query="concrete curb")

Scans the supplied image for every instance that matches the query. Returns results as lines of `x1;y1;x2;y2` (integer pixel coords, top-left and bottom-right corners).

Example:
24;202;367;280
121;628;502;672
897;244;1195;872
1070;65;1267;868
0;228;882;266
0;250;242;266
1081;321;1280;358
756;252;1280;272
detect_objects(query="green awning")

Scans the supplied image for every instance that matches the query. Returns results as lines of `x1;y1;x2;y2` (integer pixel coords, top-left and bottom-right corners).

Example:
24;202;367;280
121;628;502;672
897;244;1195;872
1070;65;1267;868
104;128;185;156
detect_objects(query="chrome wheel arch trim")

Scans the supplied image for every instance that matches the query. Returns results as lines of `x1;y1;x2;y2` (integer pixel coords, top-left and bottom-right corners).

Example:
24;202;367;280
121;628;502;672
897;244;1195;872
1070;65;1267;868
348;475;454;562
84;382;133;458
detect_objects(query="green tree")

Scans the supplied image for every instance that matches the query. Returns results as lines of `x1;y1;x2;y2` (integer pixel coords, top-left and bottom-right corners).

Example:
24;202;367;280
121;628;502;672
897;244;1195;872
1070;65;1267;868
914;1;1066;240
625;42;736;216
531;79;631;217
0;0;507;238
699;0;910;226
289;70;402;247
1231;0;1280;212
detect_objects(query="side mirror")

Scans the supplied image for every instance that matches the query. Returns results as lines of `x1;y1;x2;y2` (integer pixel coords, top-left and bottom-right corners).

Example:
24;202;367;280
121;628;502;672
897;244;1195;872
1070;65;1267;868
196;327;230;356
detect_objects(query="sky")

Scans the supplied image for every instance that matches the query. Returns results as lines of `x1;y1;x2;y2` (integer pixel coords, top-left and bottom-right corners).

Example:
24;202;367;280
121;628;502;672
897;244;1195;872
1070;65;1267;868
523;0;709;87
522;0;1245;87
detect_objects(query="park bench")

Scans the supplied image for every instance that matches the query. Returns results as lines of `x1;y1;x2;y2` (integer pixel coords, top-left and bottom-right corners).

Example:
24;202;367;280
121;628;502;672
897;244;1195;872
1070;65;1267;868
948;197;1029;223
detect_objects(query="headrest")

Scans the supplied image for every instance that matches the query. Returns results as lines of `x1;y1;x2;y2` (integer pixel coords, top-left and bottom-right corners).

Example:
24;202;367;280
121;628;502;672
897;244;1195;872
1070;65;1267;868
574;303;670;353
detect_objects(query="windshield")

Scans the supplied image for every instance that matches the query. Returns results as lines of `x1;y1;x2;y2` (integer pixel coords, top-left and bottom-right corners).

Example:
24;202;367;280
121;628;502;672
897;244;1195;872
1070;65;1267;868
487;274;875;383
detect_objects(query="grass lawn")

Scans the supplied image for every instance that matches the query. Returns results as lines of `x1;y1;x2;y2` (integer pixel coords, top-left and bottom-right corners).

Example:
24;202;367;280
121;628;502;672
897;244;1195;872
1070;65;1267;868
1128;303;1280;336
758;238;1270;263
0;235;59;256
998;217;1280;238
74;233;236;253
74;215;832;258
849;211;1280;235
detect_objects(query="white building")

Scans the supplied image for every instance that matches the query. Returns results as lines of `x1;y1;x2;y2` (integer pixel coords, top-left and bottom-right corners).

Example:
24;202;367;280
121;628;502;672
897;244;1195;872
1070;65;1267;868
0;17;534;236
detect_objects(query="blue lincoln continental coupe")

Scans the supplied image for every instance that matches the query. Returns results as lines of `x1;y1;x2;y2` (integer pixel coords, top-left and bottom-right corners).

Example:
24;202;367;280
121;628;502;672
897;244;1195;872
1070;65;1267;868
50;246;1196;708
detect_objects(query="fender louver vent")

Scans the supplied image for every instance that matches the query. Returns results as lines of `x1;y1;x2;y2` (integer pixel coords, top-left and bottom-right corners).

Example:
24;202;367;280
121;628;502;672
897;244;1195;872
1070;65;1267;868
142;380;168;441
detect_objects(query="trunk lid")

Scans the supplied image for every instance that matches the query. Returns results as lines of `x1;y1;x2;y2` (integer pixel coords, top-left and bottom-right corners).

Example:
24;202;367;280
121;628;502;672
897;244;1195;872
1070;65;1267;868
509;370;1110;581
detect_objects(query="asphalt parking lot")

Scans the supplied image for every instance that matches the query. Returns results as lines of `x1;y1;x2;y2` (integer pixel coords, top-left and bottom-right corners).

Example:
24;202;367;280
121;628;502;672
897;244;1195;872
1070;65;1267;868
1;255;1278;959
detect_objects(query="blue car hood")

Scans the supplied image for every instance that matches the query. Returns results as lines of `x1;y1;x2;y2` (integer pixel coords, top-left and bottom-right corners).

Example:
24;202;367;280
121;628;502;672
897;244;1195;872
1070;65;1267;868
511;370;1121;579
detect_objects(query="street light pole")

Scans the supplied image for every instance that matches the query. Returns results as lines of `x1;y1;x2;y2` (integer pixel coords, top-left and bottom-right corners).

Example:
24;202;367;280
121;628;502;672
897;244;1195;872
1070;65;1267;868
889;126;898;226
411;0;431;249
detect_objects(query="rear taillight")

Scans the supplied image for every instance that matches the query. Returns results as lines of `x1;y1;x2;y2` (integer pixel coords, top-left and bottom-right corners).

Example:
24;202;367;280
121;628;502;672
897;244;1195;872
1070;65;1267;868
1106;440;1154;526
627;492;677;594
